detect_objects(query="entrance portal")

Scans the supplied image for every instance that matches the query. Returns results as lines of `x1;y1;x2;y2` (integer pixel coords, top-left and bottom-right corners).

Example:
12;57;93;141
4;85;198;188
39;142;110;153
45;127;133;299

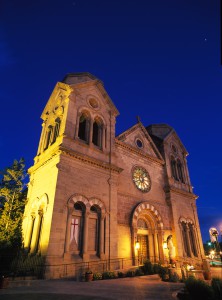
137;235;149;264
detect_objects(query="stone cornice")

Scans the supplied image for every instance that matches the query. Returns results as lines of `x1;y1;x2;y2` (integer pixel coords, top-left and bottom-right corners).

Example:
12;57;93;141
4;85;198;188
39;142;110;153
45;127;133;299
59;146;123;174
164;185;198;200
115;139;164;166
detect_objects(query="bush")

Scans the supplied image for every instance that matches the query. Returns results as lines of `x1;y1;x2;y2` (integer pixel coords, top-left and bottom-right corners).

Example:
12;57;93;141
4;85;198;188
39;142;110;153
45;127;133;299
211;277;222;300
102;271;116;280
157;265;169;281
169;271;180;283
153;263;161;274
142;259;154;275
135;268;144;276
117;271;125;278
93;272;102;280
126;270;135;277
185;276;214;300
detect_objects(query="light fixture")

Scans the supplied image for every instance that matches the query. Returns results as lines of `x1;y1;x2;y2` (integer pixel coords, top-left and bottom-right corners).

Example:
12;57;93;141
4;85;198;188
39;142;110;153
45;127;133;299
135;240;140;250
163;241;168;249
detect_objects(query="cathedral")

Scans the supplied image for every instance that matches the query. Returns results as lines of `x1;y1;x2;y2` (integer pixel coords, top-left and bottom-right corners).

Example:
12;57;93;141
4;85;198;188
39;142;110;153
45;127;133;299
22;72;205;279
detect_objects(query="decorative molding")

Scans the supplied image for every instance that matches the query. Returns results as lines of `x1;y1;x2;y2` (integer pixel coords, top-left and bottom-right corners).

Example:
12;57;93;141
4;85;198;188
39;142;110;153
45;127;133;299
60;146;123;174
115;139;164;166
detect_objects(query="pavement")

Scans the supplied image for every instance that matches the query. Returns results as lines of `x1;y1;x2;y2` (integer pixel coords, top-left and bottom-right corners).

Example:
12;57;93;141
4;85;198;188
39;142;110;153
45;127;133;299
0;274;184;300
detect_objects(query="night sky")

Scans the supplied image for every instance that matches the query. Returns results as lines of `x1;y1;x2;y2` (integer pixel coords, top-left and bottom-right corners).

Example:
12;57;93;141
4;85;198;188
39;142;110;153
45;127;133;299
1;0;221;242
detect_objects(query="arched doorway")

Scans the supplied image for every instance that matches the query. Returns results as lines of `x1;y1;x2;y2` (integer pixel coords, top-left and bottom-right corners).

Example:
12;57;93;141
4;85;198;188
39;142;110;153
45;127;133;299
131;202;164;265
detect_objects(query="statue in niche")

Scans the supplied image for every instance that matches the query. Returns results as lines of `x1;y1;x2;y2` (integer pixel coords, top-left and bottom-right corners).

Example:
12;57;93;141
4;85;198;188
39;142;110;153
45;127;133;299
167;235;176;267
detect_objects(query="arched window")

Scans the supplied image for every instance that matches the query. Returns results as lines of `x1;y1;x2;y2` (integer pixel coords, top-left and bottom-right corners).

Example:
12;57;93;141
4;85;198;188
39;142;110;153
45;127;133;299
88;205;101;255
137;218;148;229
78;112;90;142
44;125;53;150
52;118;61;144
27;214;36;252
181;221;190;257
92;118;103;148
177;159;184;183
170;156;178;180
188;223;198;257
35;209;43;253
70;202;84;252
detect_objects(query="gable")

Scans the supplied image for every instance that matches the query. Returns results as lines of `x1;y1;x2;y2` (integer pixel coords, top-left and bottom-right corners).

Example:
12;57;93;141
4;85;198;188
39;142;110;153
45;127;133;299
116;123;163;161
164;130;188;156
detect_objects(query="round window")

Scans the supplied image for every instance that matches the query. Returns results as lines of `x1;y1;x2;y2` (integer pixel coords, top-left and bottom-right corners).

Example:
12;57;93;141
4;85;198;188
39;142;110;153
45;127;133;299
88;98;99;109
136;139;143;148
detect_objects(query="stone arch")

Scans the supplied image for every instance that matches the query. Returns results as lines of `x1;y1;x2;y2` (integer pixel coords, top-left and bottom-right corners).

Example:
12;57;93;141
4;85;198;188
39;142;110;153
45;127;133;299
67;193;89;210
132;202;164;229
89;197;106;216
39;193;49;213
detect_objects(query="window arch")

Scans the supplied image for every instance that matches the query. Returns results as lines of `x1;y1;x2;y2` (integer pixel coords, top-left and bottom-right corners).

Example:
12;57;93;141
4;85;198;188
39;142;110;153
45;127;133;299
52;118;61;144
177;159;184;183
92;117;103;148
180;219;198;258
44;125;53;150
170;156;178;180
88;205;101;254
70;202;84;252
78;111;90;143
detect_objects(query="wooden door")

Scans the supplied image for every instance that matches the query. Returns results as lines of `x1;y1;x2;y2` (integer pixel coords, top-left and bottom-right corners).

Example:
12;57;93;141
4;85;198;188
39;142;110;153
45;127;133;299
137;235;149;264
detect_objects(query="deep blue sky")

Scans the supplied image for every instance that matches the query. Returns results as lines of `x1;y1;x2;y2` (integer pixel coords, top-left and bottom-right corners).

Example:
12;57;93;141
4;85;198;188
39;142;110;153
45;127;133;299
1;0;221;242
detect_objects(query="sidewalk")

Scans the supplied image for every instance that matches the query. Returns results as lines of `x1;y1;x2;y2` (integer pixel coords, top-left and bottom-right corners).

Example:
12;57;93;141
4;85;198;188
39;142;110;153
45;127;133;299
0;275;184;300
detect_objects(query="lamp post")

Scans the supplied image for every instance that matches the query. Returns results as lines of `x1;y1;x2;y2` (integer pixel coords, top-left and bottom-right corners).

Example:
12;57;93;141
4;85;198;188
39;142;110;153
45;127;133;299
135;240;140;266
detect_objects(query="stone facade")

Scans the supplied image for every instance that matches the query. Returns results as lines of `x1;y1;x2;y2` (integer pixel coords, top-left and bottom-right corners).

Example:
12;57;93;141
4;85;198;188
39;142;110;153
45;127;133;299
22;72;205;279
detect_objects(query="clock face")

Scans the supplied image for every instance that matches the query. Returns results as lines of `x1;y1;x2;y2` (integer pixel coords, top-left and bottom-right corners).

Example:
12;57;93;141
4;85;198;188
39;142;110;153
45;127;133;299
132;166;151;192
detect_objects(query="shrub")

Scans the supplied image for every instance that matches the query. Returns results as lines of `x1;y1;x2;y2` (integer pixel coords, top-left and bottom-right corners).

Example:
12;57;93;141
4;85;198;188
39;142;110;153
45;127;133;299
169;271;180;283
126;270;135;277
135;268;144;276
117;271;125;278
142;259;154;275
153;263;161;274
157;265;169;281
93;272;102;280
102;271;116;279
211;277;222;300
185;276;214;300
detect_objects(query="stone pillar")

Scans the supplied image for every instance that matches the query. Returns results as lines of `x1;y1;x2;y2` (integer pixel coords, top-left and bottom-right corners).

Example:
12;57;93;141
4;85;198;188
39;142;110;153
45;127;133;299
99;215;105;259
83;209;90;260
30;210;43;253
37;122;46;154
148;234;154;262
157;231;165;262
185;223;193;258
89;119;93;145
154;232;159;262
102;126;106;150
65;208;73;253
26;215;35;251
75;113;80;139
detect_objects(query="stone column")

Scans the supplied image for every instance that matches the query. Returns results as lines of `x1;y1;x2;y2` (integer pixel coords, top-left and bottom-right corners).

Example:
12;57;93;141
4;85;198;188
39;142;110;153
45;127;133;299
154;232;159;262
89;119;93;145
83;209;90;260
185;223;193;258
75;113;80;139
26;215;35;251
148;234;154;262
37;122;46;154
30;210;43;253
99;215;105;259
65;208;73;253
102;126;106;149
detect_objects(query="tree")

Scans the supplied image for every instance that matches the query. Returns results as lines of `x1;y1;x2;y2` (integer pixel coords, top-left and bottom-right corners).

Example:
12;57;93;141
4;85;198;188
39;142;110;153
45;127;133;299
0;158;27;254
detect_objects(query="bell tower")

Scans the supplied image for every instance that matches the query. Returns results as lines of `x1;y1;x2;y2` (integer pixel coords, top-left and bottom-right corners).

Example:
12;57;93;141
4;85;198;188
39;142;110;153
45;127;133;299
23;73;121;275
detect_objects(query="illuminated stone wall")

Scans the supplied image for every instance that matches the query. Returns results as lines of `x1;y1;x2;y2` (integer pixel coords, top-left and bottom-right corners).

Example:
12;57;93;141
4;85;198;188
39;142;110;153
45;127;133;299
22;73;205;279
